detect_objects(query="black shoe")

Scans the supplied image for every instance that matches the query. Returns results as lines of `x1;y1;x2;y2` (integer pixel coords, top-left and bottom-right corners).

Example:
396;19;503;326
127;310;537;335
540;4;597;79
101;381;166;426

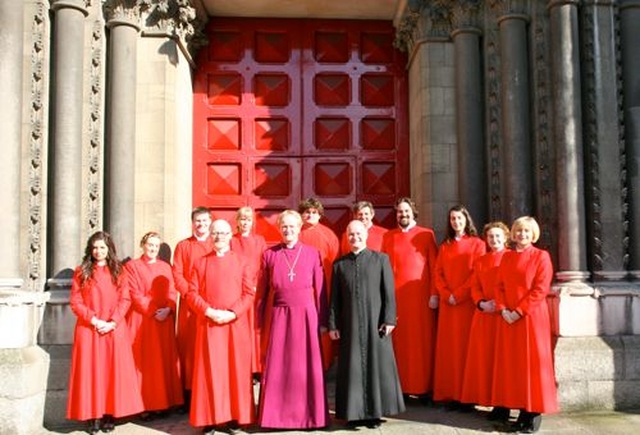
100;415;114;433
202;426;216;435
512;411;541;433
444;400;461;411
365;419;382;428
87;419;101;434
459;402;476;413
488;406;510;422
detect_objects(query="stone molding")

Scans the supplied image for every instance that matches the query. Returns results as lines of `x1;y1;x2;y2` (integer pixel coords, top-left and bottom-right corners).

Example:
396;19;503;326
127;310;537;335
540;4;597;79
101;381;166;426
451;0;482;31
28;1;50;292
87;20;104;234
49;0;89;16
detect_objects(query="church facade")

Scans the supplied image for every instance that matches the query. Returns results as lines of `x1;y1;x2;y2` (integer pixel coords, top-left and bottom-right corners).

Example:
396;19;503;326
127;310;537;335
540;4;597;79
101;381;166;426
1;0;640;432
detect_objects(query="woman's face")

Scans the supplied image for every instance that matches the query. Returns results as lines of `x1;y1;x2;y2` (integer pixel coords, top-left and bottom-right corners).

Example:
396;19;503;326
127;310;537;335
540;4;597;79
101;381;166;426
449;211;467;236
513;224;534;250
142;236;161;260
486;228;506;252
92;240;109;264
237;215;253;234
280;214;301;244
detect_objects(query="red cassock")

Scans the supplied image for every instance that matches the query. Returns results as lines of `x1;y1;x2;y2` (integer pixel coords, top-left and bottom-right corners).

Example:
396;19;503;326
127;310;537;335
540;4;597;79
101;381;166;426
299;222;339;370
231;233;267;373
125;257;183;411
172;236;214;390
186;251;256;427
492;246;559;414
459;249;507;406
339;224;387;256
381;225;438;395
67;265;144;421
433;236;487;402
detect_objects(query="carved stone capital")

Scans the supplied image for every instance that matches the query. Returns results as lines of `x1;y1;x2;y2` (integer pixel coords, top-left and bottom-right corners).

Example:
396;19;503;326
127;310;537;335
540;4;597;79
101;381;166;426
103;0;141;30
489;0;528;17
50;0;89;16
451;0;482;30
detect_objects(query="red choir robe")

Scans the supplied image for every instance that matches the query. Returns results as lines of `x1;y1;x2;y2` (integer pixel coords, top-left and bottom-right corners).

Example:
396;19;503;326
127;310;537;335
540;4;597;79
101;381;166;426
67;265;144;421
299;221;339;370
172;236;214;391
339;224;387;255
459;249;508;406
492;246;559;414
125;256;183;411
381;225;438;395
186;250;256;427
231;233;267;373
433;236;486;402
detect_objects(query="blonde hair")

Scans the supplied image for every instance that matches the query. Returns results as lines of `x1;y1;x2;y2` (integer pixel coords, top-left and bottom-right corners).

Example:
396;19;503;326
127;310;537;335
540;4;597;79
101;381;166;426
139;231;162;248
510;216;540;243
235;206;254;221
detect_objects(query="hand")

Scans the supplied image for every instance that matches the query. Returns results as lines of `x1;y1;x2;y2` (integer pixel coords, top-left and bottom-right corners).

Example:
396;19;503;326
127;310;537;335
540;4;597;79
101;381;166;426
428;295;439;309
329;330;340;340
379;324;395;336
448;294;457;305
479;300;496;313
154;307;171;321
501;309;521;324
96;320;116;334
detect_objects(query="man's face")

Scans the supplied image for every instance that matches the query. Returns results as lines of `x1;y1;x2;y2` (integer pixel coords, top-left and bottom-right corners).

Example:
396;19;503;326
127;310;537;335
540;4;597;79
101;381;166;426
396;202;414;229
211;221;232;251
355;207;374;228
280;214;301;244
192;212;212;237
347;221;368;251
301;208;321;226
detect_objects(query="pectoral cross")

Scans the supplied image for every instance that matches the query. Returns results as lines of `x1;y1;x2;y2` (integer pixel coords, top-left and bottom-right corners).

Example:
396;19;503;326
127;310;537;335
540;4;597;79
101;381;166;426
288;270;295;282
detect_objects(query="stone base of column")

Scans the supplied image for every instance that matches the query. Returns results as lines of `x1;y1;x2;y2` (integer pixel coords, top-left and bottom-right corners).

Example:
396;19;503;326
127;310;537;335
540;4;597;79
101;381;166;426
0;346;50;435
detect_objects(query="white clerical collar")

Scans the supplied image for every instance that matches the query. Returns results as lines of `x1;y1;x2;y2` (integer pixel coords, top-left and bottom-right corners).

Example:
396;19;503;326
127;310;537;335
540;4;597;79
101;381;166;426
194;232;209;242
352;247;366;255
215;248;229;257
400;220;416;232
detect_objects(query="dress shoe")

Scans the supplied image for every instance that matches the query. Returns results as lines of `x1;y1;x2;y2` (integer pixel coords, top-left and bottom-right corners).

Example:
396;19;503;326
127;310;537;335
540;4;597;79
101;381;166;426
202;426;215;435
511;411;541;433
87;419;101;434
365;418;382;428
100;414;115;433
487;406;511;422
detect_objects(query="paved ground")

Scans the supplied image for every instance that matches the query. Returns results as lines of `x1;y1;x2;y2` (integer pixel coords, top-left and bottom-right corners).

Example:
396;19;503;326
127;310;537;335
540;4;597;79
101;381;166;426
44;399;640;435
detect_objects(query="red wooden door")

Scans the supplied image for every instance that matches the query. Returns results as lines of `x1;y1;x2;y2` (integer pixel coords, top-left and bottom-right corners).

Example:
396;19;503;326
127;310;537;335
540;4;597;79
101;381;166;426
193;18;408;243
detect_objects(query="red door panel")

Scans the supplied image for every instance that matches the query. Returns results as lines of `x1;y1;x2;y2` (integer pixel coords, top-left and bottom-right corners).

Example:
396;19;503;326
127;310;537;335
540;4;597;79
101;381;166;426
194;18;408;244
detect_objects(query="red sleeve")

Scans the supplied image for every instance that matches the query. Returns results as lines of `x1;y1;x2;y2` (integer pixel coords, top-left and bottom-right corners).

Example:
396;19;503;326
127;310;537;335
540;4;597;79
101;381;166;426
172;241;190;296
185;257;210;317
434;245;452;299
69;267;95;325
516;249;553;315
313;249;329;328
425;230;439;297
229;258;256;319
111;275;131;324
469;261;484;305
452;239;487;303
255;251;271;329
125;262;158;317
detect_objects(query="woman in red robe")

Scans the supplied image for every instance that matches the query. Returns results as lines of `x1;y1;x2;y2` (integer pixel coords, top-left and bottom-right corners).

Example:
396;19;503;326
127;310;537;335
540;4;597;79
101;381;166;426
230;206;267;375
460;222;510;420
67;231;143;434
432;205;486;408
125;232;183;417
492;216;558;433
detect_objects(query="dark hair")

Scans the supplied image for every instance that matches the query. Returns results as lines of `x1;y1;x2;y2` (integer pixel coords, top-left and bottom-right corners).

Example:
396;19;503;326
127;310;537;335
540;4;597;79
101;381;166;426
80;231;122;285
445;204;478;242
191;206;211;221
394;197;418;219
298;197;324;215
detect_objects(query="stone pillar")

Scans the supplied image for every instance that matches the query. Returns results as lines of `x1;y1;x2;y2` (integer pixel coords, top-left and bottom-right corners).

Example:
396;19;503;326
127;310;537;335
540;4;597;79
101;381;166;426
104;5;140;259
451;4;485;225
497;11;533;221
547;0;589;283
0;2;50;434
620;0;640;277
49;0;88;281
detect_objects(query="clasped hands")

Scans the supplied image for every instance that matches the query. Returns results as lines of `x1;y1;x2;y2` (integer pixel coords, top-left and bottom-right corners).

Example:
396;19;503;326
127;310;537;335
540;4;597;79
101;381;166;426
90;316;116;335
154;307;172;322
205;307;237;324
501;309;521;324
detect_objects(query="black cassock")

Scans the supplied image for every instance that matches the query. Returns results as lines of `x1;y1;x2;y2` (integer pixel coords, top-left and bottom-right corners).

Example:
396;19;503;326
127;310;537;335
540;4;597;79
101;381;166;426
329;249;405;421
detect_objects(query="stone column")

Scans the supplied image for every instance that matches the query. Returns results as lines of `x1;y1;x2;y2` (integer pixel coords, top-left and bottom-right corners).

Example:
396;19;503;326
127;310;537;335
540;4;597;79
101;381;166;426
0;4;51;434
49;0;88;281
620;0;640;277
451;4;485;225
104;4;140;259
497;11;533;221
0;0;24;289
547;0;589;282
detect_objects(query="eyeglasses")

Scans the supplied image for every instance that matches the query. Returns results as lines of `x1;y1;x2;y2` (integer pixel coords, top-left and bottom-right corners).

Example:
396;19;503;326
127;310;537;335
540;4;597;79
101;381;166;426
212;232;231;236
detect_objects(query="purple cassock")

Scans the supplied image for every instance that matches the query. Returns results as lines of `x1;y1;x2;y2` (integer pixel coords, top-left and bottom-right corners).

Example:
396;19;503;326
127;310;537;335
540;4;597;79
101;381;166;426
257;241;329;429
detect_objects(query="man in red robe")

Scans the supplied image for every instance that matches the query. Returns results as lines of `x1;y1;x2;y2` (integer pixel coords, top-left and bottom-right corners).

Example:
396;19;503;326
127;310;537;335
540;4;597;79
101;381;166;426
172;206;214;410
381;197;438;400
339;200;387;255
187;219;255;434
298;197;340;370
